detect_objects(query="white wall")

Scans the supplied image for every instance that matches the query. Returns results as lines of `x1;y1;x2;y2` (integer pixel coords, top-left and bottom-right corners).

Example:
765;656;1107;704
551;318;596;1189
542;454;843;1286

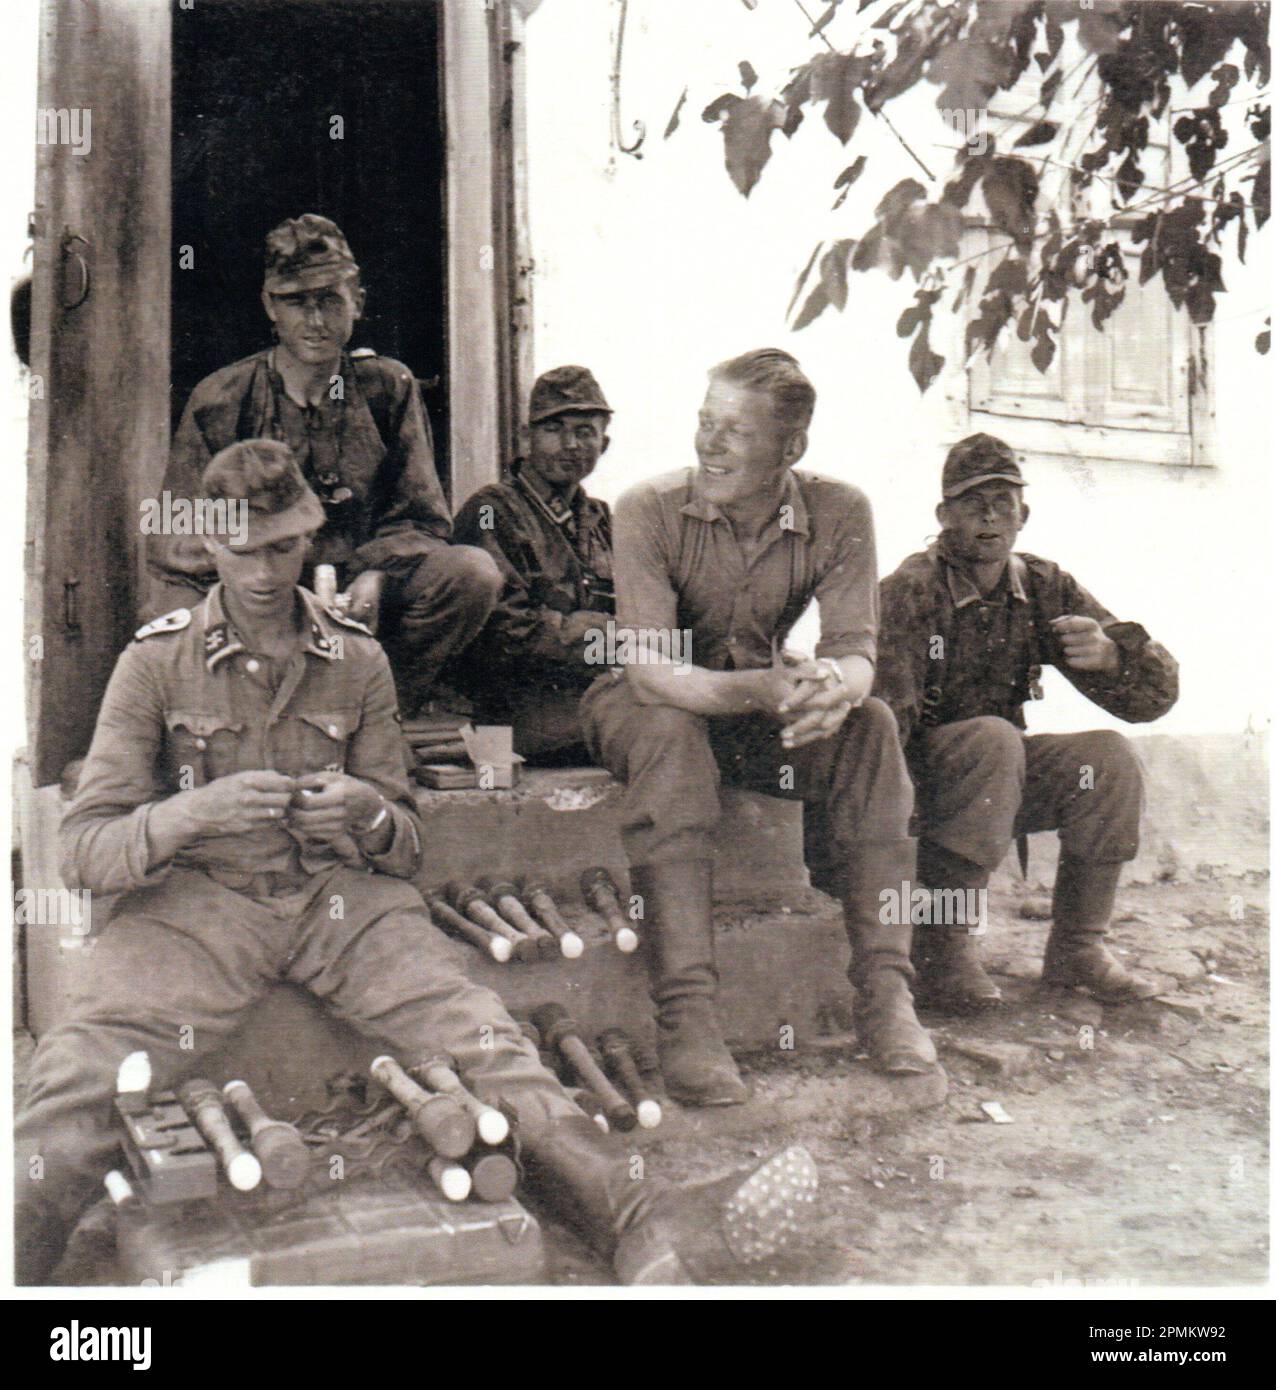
524;0;1272;738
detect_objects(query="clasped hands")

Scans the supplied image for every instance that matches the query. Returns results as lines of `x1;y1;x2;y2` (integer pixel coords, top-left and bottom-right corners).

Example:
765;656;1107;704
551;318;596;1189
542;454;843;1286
178;770;386;845
757;651;872;752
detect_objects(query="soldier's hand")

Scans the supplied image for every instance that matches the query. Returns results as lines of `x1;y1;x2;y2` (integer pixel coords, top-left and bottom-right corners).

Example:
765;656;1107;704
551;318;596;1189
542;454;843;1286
345;570;386;635
561;610;612;648
288;772;385;843
1052;615;1120;673
742;665;800;719
778;656;871;750
182;771;298;835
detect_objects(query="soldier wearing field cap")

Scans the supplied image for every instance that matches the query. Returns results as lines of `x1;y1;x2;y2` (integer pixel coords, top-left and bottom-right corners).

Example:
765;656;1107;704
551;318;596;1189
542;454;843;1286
148;213;501;717
451;366;616;761
875;433;1179;1013
16;437;820;1287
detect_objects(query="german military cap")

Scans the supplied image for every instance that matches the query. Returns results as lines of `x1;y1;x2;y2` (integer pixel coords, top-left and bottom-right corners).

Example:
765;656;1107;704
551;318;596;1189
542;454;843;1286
202;439;326;548
529;365;613;424
263;214;360;294
941;433;1027;499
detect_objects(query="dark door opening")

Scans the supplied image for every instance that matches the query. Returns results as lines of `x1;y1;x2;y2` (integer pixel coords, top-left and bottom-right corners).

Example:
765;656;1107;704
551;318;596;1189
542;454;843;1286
171;0;450;492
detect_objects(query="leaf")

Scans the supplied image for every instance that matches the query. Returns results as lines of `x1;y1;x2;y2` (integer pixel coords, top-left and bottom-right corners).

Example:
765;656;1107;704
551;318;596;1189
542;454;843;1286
981;157;1039;252
988;255;1030;297
1014;120;1058;148
787;241;824;321
792;239;855;330
1209;63;1239;109
1253;158;1270;229
739;60;758;94
1045;15;1063;64
703;94;787;196
1030;327;1056;374
875;177;927;222
809;2;841;38
928;38;1007;113
1115;153;1144;203
663;87;687;140
832;155;867;209
1257;319;1270;355
1077;9;1124;58
908;325;946;393
1040;68;1062;110
807;51;873;144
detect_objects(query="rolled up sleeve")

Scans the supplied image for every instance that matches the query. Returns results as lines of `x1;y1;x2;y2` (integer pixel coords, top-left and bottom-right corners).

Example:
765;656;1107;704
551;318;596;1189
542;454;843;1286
814;486;879;667
613;487;679;639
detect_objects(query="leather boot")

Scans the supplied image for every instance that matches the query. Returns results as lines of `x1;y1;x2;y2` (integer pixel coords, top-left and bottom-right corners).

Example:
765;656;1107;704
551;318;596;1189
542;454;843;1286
835;841;937;1074
1041;857;1158;1003
521;1113;818;1284
630;861;747;1107
913;842;1002;1013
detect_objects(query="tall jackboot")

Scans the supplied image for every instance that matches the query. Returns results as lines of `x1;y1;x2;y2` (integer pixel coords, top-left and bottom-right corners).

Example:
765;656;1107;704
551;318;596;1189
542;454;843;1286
521;1113;818;1284
835;841;937;1074
1041;857;1158;1003
913;842;1003;1013
630;861;747;1107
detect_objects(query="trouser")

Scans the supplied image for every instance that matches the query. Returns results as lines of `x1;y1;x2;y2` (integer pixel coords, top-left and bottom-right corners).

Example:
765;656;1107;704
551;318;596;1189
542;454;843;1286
581;675;914;887
15;865;582;1241
908;716;1144;870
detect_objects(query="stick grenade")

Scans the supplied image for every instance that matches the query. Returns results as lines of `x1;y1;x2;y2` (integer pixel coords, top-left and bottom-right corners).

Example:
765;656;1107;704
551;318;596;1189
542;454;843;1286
428;1155;472;1203
532;1002;637;1132
115;1050;152;1096
480;878;559;959
580;867;638;953
426;893;512;964
223;1080;311;1190
446;881;537;962
178;1079;262;1192
521;878;585;959
409;1055;509;1146
467;1151;520;1203
598;1029;663;1130
370;1056;476;1159
104;1169;140;1211
564;1086;610;1133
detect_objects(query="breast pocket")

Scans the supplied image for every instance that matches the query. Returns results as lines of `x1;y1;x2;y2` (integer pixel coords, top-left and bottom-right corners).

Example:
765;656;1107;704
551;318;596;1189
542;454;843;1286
286;708;360;778
164;712;245;788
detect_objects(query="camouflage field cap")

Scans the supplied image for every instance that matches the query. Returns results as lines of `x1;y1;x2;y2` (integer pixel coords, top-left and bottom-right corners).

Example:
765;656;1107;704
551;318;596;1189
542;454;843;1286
202;439;326;548
529;365;613;424
941;433;1027;499
263;214;360;294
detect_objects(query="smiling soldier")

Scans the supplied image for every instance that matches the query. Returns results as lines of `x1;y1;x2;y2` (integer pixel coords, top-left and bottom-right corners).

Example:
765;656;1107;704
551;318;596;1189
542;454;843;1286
581;349;937;1106
147;214;500;717
875;434;1179;1012
450;366;616;762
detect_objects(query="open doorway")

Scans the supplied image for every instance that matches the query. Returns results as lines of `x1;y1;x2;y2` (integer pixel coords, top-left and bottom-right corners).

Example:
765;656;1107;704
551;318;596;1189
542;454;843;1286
170;0;451;490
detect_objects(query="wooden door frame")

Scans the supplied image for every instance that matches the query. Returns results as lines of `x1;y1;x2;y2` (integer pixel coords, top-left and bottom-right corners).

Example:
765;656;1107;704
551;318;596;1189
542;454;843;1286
443;0;533;505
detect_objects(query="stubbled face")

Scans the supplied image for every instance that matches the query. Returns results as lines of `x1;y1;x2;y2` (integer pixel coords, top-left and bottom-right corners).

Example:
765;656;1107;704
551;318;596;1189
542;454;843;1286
938;482;1029;566
694;377;804;512
207;532;310;624
525;412;610;494
262;278;364;367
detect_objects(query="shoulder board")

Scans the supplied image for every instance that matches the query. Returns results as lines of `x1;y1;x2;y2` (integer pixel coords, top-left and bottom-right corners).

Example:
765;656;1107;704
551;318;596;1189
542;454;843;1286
349;347;377;359
326;608;373;636
134;608;191;641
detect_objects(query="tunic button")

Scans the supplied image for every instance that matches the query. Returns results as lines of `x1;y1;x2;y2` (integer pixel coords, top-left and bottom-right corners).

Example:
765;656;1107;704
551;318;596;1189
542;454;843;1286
194;738;207;751
328;723;339;738
245;658;260;673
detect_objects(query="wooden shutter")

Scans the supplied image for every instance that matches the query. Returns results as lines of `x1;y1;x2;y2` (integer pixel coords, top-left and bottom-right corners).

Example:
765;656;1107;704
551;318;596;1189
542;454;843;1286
26;0;171;786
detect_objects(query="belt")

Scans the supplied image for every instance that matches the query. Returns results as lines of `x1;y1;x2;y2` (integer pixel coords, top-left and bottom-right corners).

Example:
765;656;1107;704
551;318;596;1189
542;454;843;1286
207;868;313;900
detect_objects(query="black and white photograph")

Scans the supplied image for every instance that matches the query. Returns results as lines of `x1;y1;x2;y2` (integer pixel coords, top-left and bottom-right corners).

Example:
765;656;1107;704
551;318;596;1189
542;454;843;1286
2;0;1271;1328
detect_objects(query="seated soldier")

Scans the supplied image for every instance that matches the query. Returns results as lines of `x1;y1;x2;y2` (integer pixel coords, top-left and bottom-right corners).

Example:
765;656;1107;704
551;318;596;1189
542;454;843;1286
147;213;501;717
450;366;615;763
581;349;937;1108
875;434;1179;1013
15;440;817;1287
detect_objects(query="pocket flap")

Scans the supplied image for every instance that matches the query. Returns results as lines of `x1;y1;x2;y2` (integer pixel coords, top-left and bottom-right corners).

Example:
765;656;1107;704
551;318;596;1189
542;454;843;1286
165;711;243;738
297;709;359;741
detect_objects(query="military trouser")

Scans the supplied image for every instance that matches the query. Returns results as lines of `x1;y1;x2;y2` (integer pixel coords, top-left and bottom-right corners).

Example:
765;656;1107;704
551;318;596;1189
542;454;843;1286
581;676;914;885
908;716;1144;870
15;864;581;1246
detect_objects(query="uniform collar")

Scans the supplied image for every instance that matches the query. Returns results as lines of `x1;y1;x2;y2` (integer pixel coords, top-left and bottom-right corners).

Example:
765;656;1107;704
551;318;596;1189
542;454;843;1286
202;584;346;670
679;468;810;537
934;538;1029;608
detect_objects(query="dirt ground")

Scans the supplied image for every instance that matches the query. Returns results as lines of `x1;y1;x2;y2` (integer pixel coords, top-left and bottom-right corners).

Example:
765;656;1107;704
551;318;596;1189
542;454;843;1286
16;868;1268;1290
